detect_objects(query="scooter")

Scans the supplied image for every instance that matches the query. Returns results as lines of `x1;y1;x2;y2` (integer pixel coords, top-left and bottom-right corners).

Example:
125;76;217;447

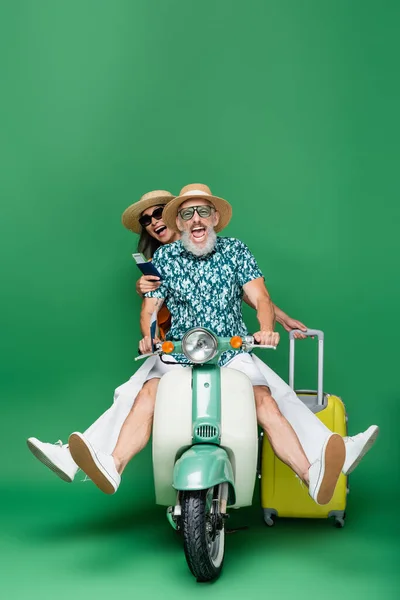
136;327;275;582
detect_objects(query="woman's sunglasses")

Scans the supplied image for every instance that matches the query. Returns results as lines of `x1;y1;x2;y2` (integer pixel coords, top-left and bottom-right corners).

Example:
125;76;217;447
178;205;215;221
139;206;164;228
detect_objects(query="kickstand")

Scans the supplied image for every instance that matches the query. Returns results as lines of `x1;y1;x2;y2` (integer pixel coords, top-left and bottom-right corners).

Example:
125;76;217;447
226;526;249;534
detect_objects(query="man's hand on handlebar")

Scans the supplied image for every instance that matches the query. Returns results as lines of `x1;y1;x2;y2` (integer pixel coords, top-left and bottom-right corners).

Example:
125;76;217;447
139;336;160;355
253;331;280;347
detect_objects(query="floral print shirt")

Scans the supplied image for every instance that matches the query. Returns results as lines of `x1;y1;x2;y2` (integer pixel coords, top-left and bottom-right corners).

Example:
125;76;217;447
145;237;264;366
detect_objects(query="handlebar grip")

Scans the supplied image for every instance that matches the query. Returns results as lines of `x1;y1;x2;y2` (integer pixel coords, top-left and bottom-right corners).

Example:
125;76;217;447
135;353;154;361
246;336;276;350
255;345;276;349
250;335;278;347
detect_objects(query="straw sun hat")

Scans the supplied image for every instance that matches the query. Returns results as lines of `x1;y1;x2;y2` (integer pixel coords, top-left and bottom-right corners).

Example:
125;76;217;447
121;190;175;234
162;183;232;233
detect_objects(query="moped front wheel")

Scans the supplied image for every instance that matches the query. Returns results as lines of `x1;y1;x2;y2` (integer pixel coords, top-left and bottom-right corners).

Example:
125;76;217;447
181;487;225;582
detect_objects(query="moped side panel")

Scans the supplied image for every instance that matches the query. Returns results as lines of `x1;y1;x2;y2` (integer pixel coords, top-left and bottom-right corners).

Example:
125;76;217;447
173;445;236;505
152;361;258;509
220;367;258;508
152;368;192;506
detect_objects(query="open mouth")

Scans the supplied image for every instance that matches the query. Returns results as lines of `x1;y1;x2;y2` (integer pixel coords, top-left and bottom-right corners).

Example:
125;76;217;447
154;225;167;236
191;226;206;242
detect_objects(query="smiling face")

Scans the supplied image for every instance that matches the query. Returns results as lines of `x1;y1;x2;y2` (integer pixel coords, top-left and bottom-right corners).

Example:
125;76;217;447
140;205;179;244
176;199;220;248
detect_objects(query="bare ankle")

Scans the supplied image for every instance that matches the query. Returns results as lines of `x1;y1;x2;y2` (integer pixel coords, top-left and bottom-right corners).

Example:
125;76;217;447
112;455;124;474
302;468;310;485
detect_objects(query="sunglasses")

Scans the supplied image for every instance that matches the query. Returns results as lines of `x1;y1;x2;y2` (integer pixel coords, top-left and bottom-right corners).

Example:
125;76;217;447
178;205;215;221
139;206;164;228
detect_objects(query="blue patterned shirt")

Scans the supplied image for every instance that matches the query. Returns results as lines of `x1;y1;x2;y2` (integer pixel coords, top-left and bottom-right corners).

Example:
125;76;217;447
145;237;264;366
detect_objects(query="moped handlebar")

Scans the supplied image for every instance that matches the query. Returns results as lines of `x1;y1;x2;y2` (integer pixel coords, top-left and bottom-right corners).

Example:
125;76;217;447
240;336;277;352
135;342;162;361
135;353;156;361
253;345;277;349
135;336;276;361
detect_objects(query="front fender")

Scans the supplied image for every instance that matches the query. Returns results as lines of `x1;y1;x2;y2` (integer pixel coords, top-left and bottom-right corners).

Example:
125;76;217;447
173;445;236;505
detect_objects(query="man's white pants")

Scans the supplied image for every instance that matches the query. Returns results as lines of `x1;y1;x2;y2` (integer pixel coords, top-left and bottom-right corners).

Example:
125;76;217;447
68;353;332;477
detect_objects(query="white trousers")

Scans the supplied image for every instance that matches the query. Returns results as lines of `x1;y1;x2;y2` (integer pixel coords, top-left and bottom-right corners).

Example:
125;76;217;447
143;352;270;386
69;353;332;477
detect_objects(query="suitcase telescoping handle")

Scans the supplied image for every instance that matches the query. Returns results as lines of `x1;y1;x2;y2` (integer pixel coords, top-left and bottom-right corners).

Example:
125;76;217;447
289;329;324;406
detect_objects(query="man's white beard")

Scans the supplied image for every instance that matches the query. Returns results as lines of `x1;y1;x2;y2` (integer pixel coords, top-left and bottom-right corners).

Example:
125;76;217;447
181;226;217;256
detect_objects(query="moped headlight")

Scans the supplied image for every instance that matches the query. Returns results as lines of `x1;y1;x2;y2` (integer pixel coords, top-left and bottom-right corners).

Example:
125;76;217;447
181;328;218;364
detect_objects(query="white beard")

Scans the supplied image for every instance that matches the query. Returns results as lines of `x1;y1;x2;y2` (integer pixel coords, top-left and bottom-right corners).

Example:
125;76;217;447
181;226;217;256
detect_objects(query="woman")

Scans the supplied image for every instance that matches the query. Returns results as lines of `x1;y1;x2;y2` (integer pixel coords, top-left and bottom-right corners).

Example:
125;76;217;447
128;191;178;337
27;190;179;483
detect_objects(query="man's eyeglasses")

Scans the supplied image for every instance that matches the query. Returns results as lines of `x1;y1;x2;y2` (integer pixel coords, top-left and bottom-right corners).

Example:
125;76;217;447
139;206;164;228
178;205;215;221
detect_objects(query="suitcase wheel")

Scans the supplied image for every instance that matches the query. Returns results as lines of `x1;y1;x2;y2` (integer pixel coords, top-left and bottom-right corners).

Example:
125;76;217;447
334;513;346;528
264;513;276;527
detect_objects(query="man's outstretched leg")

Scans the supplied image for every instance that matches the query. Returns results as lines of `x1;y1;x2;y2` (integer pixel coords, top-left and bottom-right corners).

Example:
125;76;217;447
252;355;379;475
69;378;159;494
253;385;346;505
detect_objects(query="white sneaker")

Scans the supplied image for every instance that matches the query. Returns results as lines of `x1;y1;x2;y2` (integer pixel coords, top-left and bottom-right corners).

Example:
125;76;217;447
27;437;78;483
308;433;346;505
343;425;379;475
68;432;120;495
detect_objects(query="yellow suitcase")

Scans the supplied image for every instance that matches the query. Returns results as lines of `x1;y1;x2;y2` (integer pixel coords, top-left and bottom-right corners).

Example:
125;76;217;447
261;329;348;528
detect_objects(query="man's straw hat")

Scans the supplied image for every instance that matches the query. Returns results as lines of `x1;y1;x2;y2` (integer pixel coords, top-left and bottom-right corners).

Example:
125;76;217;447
162;183;232;233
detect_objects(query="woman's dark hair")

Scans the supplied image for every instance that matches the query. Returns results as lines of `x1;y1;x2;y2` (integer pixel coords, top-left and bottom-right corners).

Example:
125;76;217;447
137;204;169;259
137;228;162;259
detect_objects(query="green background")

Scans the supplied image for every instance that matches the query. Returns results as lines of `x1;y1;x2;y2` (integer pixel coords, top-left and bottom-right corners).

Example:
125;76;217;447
1;0;399;598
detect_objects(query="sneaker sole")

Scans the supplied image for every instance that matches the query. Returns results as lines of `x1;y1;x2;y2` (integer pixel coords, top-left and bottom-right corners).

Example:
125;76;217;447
26;439;73;483
344;426;380;475
68;433;117;495
316;434;346;505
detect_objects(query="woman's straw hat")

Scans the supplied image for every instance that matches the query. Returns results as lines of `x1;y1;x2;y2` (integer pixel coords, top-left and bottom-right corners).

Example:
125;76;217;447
122;190;175;234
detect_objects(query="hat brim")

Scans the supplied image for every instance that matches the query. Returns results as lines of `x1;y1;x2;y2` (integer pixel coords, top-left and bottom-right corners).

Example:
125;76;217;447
122;195;174;234
162;194;232;233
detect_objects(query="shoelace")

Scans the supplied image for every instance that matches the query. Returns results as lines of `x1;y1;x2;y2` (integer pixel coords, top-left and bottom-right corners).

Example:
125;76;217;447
343;435;358;443
53;439;87;479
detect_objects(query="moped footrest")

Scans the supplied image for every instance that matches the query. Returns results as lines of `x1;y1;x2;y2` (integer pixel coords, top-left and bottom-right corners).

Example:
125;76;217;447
166;506;179;531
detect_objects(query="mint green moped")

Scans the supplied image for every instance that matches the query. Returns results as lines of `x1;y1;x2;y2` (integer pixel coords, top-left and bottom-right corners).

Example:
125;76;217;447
137;327;274;582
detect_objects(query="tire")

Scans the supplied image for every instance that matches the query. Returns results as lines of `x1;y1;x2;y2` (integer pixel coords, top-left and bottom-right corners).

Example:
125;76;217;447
181;487;225;582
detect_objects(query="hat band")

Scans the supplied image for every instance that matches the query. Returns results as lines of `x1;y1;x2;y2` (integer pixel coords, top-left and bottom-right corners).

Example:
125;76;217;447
181;190;212;197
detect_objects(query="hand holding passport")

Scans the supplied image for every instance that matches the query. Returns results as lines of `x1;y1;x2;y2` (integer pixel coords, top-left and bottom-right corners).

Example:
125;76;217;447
132;253;163;279
132;253;163;296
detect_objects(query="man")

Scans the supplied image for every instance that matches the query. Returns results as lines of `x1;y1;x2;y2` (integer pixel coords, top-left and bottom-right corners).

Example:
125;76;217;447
25;189;315;485
68;184;378;504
